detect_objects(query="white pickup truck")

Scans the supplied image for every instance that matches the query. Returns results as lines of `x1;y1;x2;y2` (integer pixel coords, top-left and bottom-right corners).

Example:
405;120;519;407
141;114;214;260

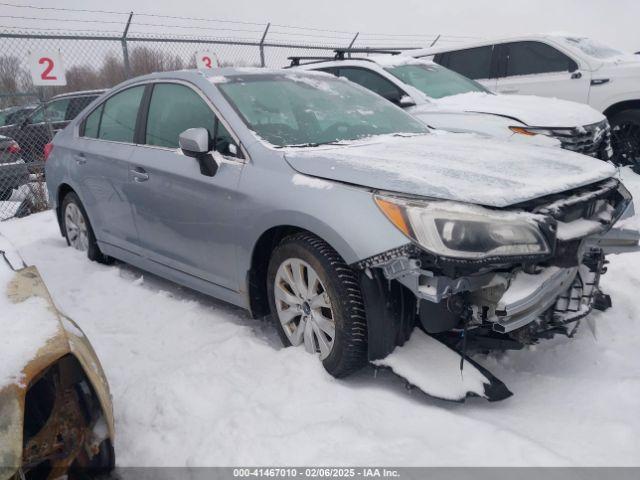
410;34;640;171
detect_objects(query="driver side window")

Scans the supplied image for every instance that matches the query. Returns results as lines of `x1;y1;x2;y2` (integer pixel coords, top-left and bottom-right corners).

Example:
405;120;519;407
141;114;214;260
337;68;404;104
145;83;239;157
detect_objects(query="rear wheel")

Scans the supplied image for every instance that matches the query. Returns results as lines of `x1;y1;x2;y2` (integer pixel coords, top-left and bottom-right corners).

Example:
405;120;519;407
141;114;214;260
61;192;113;264
267;233;368;378
610;109;640;172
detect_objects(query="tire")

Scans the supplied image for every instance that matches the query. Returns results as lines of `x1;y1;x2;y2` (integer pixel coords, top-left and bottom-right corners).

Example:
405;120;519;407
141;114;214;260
610;109;640;172
267;233;368;378
61;192;113;264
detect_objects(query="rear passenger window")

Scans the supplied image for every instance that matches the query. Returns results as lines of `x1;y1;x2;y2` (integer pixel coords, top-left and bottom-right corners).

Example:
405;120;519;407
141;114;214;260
82;105;102;138
442;46;493;80
99;86;144;143
505;41;577;76
337;68;405;103
145;83;215;149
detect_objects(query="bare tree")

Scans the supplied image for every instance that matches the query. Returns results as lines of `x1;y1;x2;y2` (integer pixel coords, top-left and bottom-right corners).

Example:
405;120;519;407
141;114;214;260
0;56;30;107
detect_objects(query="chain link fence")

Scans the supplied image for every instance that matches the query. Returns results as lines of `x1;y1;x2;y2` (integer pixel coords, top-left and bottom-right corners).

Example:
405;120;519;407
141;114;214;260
0;23;433;220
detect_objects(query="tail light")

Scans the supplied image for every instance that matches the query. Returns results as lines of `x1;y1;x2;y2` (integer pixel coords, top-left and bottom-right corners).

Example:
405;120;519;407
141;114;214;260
43;142;54;161
7;141;20;154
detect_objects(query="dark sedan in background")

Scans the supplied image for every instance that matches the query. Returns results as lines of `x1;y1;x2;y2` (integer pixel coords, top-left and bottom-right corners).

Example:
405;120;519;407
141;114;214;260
0;90;104;162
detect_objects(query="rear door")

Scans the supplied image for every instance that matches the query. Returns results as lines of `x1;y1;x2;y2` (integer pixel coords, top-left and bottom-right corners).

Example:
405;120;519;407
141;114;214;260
494;41;590;102
435;45;498;91
126;81;244;291
74;85;145;254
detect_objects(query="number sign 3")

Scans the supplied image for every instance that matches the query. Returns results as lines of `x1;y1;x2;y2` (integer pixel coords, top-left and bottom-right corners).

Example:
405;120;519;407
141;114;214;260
196;52;219;69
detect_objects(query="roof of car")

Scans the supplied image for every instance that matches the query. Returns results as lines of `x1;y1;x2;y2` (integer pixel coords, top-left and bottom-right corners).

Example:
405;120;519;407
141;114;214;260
50;89;107;100
409;33;568;57
120;67;336;85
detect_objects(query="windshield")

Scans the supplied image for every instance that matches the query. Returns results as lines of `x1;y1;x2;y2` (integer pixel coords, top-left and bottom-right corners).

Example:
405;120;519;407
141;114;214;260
217;73;427;147
386;63;489;99
561;36;624;59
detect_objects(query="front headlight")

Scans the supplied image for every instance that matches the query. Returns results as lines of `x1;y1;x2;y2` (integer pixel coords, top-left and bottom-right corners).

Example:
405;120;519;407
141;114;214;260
509;126;560;137
375;194;552;260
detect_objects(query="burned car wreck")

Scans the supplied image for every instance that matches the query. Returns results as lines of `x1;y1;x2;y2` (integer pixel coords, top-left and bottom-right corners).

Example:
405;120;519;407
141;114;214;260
0;237;115;480
357;177;638;401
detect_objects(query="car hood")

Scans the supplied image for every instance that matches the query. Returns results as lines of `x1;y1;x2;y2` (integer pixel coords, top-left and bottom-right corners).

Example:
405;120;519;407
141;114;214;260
420;92;605;128
282;132;616;208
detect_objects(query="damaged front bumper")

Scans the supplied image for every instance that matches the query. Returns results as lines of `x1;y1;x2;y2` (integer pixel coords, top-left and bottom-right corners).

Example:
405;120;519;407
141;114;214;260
355;178;640;402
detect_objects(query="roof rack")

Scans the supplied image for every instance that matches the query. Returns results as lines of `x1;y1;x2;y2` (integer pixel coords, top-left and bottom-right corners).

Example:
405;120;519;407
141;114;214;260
287;56;336;67
333;48;402;59
288;48;403;68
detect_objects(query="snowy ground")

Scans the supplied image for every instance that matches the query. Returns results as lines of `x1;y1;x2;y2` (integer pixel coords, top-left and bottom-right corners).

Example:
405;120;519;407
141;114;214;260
1;168;639;466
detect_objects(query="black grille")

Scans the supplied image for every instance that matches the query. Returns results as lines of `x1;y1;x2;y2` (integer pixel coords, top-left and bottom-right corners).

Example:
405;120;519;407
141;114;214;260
551;120;612;160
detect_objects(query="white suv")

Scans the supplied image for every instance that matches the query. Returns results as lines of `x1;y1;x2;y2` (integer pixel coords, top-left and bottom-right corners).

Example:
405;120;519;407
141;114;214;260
410;34;640;169
295;51;612;160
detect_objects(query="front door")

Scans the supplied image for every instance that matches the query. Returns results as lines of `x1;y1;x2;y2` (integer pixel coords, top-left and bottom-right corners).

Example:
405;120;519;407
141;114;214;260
125;82;244;291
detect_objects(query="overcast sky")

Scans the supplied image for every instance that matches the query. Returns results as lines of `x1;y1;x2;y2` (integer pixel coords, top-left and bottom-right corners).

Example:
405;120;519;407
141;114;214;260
2;0;639;51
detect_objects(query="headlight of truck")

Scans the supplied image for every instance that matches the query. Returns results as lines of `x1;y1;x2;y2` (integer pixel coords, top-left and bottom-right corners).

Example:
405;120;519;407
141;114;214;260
375;194;551;260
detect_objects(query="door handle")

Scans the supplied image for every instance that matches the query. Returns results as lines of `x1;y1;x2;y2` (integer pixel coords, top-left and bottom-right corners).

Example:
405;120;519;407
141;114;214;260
73;153;86;165
500;88;519;94
130;167;149;182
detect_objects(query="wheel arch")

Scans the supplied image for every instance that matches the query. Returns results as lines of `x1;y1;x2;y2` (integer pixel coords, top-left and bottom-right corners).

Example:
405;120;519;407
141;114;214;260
246;224;356;319
604;100;640;118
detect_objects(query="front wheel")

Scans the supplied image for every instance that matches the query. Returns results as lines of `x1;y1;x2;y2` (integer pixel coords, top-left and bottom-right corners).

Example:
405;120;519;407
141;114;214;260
610;109;640;173
267;233;368;378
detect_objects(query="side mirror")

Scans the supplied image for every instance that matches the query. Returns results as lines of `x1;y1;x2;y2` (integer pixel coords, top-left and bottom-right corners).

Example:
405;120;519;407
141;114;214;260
179;128;218;177
399;95;416;108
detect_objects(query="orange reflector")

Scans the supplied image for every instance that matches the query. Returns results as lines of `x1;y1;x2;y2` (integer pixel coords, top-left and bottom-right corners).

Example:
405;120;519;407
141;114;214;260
375;197;412;237
509;126;537;136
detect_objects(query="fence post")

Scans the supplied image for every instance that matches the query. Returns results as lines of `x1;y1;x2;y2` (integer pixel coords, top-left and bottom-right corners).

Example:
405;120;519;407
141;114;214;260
259;23;270;67
429;34;441;47
347;32;359;57
121;12;134;78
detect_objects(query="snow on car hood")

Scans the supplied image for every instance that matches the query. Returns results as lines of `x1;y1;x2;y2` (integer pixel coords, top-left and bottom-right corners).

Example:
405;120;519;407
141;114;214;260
0;236;61;390
423;92;605;128
283;132;616;208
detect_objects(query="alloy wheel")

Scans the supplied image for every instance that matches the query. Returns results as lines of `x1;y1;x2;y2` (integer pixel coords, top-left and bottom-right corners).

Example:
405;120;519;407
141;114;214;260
273;258;336;359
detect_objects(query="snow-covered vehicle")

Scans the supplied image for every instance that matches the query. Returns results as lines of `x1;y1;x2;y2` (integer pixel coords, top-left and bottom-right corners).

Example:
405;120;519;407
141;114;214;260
0;236;115;479
294;50;612;160
45;68;639;402
409;34;640;169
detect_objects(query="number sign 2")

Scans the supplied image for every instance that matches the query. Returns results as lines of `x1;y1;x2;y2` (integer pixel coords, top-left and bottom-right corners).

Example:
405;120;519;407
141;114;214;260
29;50;67;86
196;52;219;69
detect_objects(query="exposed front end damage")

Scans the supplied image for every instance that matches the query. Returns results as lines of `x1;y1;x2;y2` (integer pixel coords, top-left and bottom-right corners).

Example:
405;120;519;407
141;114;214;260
355;178;640;402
